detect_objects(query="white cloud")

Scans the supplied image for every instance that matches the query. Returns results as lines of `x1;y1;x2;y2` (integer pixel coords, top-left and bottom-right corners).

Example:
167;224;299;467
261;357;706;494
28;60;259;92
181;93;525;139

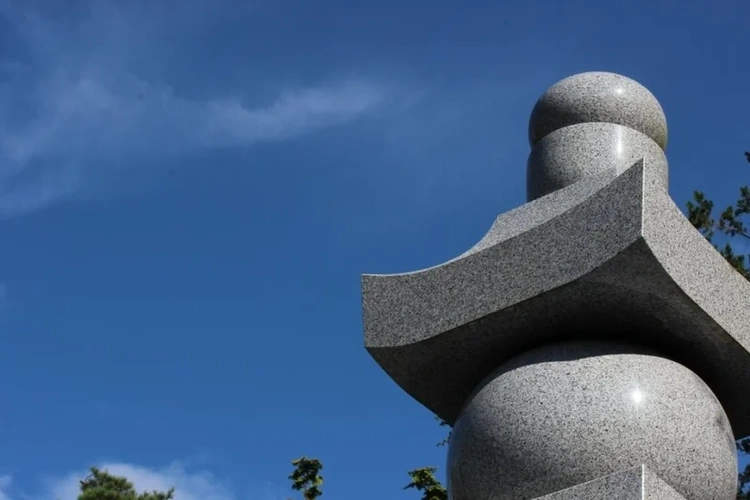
0;0;393;216
0;476;12;500
36;462;236;500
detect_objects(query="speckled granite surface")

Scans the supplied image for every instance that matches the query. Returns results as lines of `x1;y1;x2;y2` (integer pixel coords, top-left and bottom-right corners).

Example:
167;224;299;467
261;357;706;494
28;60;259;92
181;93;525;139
361;71;746;500
528;72;668;149
446;341;736;500
535;465;686;500
362;159;750;438
526;122;667;201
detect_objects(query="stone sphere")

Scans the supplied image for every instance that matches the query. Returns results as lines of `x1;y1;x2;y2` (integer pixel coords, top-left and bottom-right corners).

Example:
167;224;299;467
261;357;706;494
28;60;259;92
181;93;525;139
447;341;737;500
528;72;668;150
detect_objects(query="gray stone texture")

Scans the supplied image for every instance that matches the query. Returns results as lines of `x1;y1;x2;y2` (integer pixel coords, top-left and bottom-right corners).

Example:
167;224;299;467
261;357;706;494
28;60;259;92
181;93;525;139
528;72;668;150
526;122;668;201
535;465;687;500
361;71;748;500
446;340;737;500
362;159;750;439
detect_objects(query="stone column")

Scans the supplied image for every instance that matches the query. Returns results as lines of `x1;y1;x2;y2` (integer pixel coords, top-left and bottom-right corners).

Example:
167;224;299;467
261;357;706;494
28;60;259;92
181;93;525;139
361;72;750;500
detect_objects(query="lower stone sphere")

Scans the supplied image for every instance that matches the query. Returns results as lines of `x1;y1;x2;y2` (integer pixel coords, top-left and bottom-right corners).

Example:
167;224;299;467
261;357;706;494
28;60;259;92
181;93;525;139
447;341;737;500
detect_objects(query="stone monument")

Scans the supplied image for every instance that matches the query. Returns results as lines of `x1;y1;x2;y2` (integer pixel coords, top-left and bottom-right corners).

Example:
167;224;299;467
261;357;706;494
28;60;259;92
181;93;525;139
361;72;750;500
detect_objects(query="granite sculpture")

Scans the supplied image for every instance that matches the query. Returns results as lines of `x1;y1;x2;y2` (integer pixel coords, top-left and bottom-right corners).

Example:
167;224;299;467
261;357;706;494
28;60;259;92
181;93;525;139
361;72;750;499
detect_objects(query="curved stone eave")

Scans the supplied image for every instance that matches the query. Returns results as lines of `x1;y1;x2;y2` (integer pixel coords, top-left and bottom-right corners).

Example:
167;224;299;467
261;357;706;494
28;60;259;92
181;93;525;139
362;161;649;350
363;163;750;437
638;175;750;438
642;177;750;351
362;166;620;282
366;239;750;437
363;158;750;438
363;245;692;427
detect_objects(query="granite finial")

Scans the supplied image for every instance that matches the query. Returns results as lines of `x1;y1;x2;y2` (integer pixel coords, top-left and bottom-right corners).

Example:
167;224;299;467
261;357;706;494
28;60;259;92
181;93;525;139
528;71;668;149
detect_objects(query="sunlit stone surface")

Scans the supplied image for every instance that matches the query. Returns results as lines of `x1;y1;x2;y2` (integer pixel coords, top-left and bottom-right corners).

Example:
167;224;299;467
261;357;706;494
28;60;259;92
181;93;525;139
526;72;668;201
447;341;737;500
361;71;750;500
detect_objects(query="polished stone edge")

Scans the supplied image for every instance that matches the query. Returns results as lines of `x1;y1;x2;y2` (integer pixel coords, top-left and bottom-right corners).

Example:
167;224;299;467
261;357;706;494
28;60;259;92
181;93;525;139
534;465;686;500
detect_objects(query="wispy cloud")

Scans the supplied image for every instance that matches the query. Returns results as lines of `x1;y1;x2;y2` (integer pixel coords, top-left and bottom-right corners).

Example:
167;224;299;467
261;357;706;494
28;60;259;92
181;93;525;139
0;476;12;500
0;1;392;216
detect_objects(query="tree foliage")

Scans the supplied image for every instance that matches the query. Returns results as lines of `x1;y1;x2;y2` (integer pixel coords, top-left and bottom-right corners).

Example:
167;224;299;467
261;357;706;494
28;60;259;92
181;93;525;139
288;457;324;500
687;187;750;280
738;438;750;499
434;416;451;447
687;152;750;279
404;467;448;500
77;467;174;500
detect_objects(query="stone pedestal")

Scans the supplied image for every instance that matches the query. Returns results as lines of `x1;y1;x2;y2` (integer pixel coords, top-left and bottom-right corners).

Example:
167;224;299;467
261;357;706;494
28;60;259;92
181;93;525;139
361;72;749;500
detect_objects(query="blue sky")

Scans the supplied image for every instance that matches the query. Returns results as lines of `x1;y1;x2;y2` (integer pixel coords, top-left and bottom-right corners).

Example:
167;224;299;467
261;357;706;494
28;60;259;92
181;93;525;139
0;0;749;498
